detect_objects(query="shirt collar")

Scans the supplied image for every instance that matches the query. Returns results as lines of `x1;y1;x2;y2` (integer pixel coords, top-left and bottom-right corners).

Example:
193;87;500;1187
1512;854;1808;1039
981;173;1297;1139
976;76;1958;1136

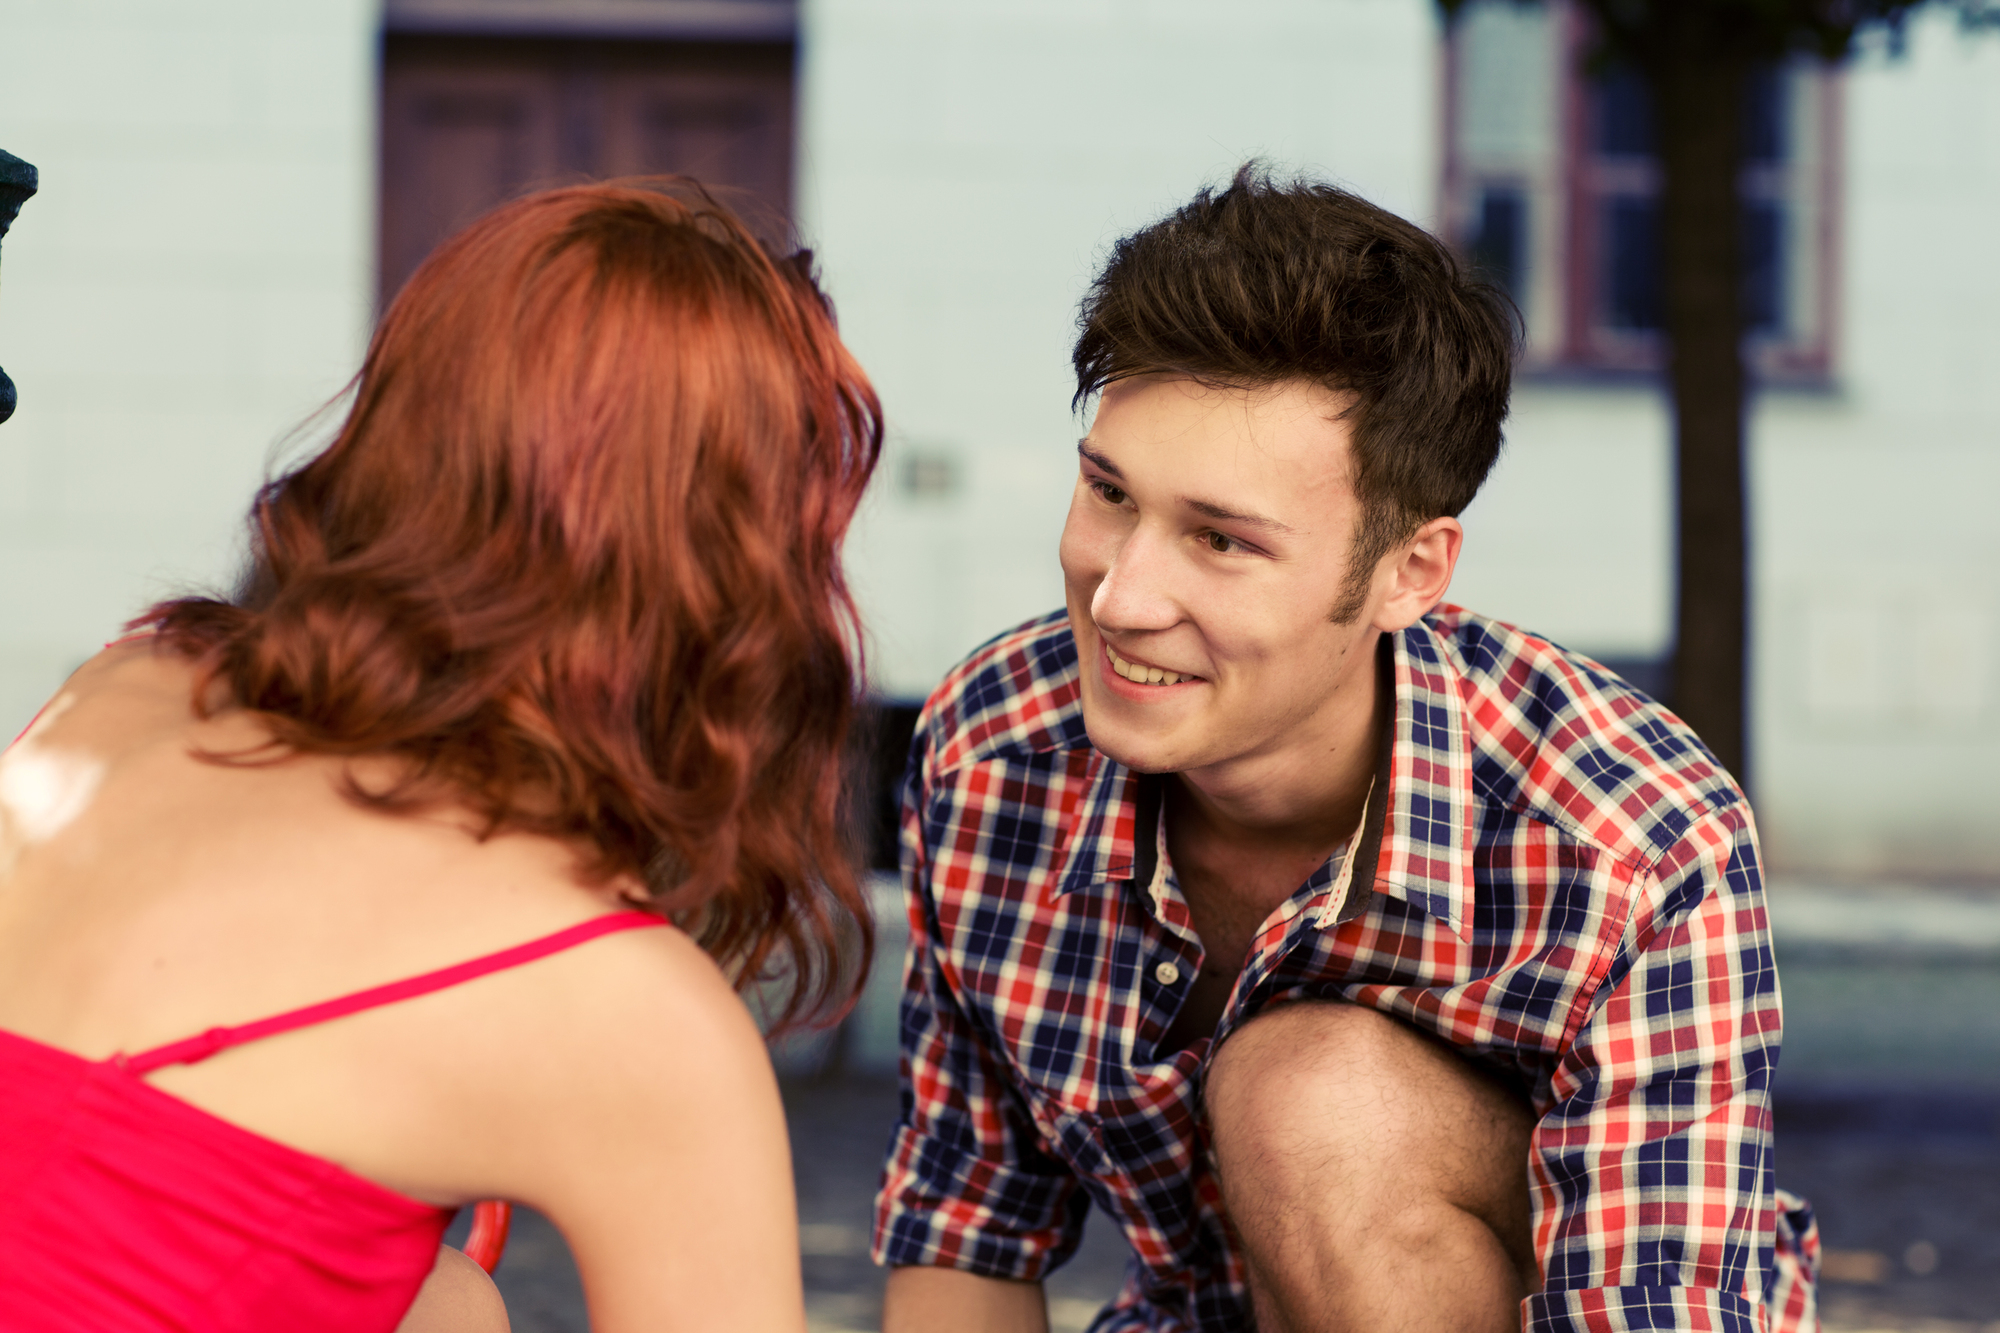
1050;750;1146;898
1047;619;1476;941
1368;617;1475;939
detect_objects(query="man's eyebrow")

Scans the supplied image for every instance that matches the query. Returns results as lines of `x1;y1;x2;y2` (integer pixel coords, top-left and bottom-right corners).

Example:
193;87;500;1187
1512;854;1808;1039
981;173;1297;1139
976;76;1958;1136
1078;440;1296;534
1076;439;1125;480
1183;498;1298;535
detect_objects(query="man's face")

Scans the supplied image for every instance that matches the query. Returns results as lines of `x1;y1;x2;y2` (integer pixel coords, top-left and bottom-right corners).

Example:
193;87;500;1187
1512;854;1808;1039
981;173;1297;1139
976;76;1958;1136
1058;375;1387;777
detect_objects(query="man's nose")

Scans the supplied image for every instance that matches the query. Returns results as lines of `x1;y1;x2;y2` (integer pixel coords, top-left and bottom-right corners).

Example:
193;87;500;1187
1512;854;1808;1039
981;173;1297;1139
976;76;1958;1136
1091;525;1181;634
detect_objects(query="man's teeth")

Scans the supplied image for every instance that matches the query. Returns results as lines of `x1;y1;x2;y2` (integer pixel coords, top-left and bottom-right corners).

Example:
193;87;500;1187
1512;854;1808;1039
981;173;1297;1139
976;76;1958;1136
1107;647;1192;686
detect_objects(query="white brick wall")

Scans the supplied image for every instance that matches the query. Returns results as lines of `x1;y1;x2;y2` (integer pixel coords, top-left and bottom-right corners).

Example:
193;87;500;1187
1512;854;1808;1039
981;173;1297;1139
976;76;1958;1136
0;0;379;737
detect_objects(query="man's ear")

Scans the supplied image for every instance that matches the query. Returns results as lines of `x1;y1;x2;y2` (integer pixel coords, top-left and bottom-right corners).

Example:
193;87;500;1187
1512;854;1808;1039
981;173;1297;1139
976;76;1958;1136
1371;516;1463;633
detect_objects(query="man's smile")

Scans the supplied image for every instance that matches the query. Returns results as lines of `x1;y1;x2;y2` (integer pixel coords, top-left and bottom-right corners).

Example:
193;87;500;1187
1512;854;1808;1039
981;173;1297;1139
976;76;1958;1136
1103;641;1203;688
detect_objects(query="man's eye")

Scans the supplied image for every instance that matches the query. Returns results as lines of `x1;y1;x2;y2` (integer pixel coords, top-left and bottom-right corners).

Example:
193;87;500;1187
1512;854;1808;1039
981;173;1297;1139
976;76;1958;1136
1204;531;1233;553
1094;482;1128;505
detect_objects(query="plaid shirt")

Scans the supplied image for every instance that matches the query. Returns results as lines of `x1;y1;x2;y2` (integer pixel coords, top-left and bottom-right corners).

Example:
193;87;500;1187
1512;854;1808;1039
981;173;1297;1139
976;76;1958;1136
873;606;1819;1332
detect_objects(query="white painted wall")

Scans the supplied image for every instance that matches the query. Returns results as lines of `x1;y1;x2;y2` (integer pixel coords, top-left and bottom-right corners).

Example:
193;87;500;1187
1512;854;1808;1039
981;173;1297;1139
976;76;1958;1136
798;0;1443;698
1750;12;2000;878
1448;385;1673;660
0;0;379;739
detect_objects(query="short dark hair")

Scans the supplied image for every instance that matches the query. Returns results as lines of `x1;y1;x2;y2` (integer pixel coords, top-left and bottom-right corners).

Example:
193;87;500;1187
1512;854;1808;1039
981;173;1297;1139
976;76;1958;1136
1073;164;1517;619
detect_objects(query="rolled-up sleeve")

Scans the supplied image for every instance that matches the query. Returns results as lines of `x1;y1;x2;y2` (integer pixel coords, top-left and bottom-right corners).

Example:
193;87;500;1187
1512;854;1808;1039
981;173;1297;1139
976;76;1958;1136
1525;802;1810;1332
870;731;1088;1280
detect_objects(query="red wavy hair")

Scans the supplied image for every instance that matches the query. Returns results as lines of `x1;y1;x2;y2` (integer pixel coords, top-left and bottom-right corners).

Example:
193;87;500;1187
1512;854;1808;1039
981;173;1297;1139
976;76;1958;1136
138;180;881;1029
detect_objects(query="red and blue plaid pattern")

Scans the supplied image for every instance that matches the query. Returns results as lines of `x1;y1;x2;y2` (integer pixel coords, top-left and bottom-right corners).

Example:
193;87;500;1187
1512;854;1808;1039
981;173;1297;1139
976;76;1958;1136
873;607;1817;1332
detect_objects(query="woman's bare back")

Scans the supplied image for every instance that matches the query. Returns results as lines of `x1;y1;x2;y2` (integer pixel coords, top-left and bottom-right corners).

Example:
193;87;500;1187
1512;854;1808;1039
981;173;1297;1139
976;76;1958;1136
0;640;806;1331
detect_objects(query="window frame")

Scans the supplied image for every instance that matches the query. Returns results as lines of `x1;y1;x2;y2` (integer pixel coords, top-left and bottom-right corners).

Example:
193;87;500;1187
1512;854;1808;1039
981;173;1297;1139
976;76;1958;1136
1440;0;1844;385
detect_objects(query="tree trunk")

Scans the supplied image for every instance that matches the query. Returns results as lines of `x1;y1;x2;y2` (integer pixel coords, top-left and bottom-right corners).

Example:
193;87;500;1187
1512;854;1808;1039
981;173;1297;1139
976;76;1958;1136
1654;37;1750;784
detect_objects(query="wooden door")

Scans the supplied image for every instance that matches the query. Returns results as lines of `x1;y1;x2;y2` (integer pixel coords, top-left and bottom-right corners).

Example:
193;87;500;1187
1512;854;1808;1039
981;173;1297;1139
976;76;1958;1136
380;36;794;307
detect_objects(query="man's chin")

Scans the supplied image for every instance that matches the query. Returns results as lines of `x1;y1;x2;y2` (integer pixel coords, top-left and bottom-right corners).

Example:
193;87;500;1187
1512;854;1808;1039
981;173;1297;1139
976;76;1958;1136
1080;705;1199;776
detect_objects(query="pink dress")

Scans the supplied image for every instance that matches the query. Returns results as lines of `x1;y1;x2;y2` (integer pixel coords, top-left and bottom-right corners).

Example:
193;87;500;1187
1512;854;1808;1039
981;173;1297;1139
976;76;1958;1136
0;911;667;1330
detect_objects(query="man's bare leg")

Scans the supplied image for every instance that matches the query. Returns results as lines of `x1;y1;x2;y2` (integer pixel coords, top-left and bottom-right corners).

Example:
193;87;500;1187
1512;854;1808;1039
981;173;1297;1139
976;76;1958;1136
1205;1002;1537;1333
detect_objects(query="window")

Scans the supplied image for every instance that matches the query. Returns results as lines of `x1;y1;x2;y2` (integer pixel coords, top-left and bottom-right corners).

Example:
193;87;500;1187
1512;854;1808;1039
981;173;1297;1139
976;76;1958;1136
1442;0;1840;380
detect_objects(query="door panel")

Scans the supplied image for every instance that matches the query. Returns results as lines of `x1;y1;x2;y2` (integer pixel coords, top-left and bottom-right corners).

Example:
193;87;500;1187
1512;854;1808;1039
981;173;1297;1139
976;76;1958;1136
606;72;791;205
381;69;564;299
380;36;794;307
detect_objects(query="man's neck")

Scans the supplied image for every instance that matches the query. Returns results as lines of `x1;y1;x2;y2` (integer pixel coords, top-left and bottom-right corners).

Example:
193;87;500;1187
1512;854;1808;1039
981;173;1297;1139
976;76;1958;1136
1170;632;1389;859
1149;637;1392;1053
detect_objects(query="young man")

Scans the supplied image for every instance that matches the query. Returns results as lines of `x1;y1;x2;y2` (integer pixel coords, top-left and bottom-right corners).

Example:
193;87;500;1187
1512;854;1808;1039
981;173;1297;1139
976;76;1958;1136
871;170;1817;1333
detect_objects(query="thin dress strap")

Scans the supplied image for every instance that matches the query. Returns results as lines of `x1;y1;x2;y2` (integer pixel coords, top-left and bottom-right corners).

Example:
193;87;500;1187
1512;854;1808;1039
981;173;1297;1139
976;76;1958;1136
120;911;668;1075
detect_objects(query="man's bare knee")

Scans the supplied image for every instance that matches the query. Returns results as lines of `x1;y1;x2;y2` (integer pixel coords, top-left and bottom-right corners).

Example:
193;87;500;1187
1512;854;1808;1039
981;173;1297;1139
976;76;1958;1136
1205;1000;1538;1325
1207;1001;1425;1161
396;1246;511;1333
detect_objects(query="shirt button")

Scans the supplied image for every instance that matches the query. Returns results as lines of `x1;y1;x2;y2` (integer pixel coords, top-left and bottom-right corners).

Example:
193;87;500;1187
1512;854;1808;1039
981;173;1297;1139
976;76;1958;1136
1155;961;1181;986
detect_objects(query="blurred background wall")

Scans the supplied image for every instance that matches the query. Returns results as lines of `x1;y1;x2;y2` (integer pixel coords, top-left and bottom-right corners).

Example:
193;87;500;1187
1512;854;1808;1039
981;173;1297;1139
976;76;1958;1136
0;0;378;728
1746;14;2000;879
799;0;1438;698
1;0;1996;882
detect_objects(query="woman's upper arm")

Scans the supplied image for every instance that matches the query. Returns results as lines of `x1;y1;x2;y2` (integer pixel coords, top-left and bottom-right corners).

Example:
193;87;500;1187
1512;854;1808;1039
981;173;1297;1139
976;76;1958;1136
511;931;806;1333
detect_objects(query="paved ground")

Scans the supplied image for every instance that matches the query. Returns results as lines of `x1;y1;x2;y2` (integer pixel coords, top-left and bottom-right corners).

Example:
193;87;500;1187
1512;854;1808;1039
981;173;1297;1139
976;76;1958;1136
472;1074;2000;1333
1778;1093;2000;1331
466;1076;1134;1333
1766;883;2000;1329
471;881;2000;1331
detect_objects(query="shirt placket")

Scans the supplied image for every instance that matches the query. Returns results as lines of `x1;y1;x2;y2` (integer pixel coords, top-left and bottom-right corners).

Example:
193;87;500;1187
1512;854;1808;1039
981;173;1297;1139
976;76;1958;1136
1135;811;1352;1056
1135;808;1206;1054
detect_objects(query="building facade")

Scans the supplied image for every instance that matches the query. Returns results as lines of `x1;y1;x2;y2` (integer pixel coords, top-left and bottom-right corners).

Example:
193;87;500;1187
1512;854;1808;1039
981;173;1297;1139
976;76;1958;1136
1;0;1995;878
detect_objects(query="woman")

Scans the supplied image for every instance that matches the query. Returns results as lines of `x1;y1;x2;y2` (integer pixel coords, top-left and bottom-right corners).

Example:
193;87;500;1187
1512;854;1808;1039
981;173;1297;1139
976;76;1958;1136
0;181;879;1331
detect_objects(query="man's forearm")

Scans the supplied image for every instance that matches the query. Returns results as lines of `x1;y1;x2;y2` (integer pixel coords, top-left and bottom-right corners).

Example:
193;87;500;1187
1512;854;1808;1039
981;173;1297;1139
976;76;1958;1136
883;1266;1049;1333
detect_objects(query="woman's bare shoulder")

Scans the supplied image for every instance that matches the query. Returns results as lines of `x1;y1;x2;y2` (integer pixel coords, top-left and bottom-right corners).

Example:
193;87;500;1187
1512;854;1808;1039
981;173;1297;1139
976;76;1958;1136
431;909;788;1203
498;913;771;1092
458;914;805;1329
